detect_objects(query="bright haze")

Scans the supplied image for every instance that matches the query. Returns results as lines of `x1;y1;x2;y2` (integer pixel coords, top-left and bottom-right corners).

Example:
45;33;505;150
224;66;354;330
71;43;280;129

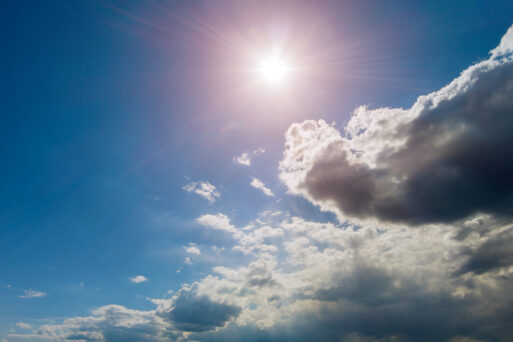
2;1;513;341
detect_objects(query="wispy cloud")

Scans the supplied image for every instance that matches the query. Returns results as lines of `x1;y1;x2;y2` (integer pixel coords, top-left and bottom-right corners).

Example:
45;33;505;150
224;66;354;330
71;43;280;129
129;275;148;284
183;181;220;203
19;290;47;299
253;147;265;155
250;178;275;197
16;322;31;329
233;148;266;166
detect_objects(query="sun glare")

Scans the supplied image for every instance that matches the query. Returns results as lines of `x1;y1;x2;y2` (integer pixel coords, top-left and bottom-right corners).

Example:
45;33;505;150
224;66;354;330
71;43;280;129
259;55;290;84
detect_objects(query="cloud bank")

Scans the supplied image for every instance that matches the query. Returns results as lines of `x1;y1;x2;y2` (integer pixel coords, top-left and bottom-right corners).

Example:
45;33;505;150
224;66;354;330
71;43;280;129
13;215;513;341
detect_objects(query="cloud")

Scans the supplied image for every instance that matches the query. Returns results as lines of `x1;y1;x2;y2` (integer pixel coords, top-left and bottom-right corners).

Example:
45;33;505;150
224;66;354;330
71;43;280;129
260;210;283;217
233;148;265;166
183;181;220;203
19;290;47;299
130;275;148;283
197;213;238;234
12;213;513;341
280;32;513;226
250;178;275;197
24;304;174;341
184;243;201;255
154;283;241;332
197;213;282;255
16;322;32;329
455;225;513;275
253;147;266;155
490;23;513;58
233;152;251;166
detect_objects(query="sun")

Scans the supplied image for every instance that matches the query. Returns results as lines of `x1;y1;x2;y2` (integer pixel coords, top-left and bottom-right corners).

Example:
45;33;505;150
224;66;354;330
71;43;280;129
258;54;290;84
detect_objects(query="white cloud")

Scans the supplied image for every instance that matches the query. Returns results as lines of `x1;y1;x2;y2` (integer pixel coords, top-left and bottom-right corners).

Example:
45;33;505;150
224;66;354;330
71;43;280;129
15;304;171;341
184;257;192;265
250;178;275;197
184;243;201;255
233;152;251;166
16;322;32;329
253;147;266;155
19;290;47;299
183;181;220;203
197;213;237;233
260;210;283;217
130;275;148;284
491;23;513;58
12;214;513;341
233;148;266;167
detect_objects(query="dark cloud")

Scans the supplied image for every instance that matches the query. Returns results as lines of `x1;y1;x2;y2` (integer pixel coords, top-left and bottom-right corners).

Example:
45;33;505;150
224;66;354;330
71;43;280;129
281;40;513;225
376;61;513;224
456;227;513;275
159;288;241;332
245;261;277;288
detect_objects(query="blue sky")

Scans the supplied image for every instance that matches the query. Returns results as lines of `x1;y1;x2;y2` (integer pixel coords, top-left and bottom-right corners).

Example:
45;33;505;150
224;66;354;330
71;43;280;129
2;1;513;341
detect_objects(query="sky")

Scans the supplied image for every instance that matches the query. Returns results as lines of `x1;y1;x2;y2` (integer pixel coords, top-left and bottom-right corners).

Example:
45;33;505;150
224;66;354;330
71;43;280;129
2;1;513;341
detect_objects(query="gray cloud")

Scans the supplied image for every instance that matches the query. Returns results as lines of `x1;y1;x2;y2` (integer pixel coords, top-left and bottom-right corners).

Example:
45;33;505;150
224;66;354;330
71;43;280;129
456;226;513;275
280;27;513;225
157;286;241;332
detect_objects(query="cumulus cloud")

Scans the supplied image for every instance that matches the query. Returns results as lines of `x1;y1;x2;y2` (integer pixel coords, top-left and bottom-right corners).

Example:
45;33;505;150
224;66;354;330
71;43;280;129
154;283;241;332
183;181;220;203
250;178;275;197
20;304;174;341
197;213;238;234
280;29;513;225
19;289;47;299
130;275;148;283
490;23;513;58
12;213;513;341
197;212;282;255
